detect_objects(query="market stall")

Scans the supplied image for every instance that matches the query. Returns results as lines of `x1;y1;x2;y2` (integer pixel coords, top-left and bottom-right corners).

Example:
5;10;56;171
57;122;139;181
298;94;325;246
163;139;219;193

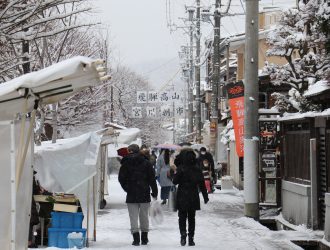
34;131;103;244
0;56;106;250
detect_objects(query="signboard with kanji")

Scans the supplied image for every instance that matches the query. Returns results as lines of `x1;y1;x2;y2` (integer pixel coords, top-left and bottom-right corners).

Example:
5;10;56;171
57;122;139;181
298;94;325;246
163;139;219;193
147;91;159;103
175;105;184;116
146;106;157;117
161;106;171;117
226;81;244;157
259;120;277;150
132;107;143;118
137;91;147;103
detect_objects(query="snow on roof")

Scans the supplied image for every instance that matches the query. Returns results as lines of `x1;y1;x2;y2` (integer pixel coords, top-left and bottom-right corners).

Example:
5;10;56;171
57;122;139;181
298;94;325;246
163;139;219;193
303;80;330;97
0;56;105;121
279;108;330;122
104;122;127;130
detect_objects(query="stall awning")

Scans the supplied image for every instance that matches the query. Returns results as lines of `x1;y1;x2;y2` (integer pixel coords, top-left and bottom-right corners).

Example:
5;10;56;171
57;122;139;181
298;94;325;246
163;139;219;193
0;56;105;121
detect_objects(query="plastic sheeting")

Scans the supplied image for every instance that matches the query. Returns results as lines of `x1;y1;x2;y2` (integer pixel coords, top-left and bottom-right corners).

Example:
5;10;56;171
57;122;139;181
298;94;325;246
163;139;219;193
34;132;102;239
0;120;33;250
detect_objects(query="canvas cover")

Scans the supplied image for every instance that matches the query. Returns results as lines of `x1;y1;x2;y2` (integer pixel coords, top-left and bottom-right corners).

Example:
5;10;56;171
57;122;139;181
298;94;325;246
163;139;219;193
34;132;102;239
0;120;33;250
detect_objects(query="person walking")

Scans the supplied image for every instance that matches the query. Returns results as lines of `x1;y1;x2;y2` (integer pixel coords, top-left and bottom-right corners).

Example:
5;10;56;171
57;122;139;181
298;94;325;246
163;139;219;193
197;147;217;192
156;149;173;205
118;144;158;246
201;159;212;193
173;148;209;246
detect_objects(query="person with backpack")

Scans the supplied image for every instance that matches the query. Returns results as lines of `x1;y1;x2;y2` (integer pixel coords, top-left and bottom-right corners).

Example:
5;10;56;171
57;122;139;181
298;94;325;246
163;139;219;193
173;148;209;246
118;144;158;246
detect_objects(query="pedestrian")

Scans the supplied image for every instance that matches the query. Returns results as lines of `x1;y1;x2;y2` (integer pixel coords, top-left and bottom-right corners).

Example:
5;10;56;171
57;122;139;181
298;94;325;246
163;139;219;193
150;150;157;169
173;148;209;246
118;144;158;246
156;149;173;205
201;159;212;193
197;147;217;192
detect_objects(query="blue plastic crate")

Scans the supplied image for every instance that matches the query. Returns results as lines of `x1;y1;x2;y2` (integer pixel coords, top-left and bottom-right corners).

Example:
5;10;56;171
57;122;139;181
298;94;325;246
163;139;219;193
51;212;84;228
48;228;86;248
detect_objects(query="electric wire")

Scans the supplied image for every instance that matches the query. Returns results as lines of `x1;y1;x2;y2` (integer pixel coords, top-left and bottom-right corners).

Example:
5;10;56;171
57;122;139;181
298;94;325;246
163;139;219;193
142;57;178;76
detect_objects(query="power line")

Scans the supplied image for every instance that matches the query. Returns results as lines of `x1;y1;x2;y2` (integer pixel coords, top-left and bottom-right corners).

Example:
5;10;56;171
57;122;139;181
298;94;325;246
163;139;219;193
158;68;181;92
142;57;178;76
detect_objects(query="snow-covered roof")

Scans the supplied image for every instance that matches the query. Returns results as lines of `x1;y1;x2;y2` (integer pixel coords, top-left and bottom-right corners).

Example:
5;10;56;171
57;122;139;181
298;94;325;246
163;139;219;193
303;80;330;98
0;56;105;121
279;108;330;122
104;122;127;130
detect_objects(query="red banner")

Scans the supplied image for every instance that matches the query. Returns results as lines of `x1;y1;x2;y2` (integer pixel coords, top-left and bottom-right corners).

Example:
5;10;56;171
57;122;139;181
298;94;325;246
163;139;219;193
229;97;244;157
227;81;244;157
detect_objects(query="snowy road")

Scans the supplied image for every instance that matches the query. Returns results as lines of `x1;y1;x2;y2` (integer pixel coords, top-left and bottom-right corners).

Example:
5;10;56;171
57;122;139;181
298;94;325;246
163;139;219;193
44;175;323;250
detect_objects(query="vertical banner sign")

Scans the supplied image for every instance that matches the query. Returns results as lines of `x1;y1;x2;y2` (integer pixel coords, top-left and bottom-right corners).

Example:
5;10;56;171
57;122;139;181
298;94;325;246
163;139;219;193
137;91;147;103
226;81;244;157
146;107;157;118
132;107;143;118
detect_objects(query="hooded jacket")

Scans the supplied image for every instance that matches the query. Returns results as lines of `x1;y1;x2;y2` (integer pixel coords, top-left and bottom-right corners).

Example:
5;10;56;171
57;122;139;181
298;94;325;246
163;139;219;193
119;152;158;203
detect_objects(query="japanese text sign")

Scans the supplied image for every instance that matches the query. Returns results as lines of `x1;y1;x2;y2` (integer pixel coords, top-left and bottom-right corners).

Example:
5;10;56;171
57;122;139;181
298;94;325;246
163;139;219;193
227;81;244;157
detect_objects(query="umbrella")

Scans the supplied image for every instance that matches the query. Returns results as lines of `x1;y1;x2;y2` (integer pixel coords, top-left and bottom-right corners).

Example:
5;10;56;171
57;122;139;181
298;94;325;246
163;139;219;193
153;144;181;150
179;142;192;147
191;144;208;151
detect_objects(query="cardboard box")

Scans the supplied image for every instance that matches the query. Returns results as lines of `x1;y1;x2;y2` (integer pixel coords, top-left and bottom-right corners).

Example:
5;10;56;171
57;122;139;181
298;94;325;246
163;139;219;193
53;204;78;213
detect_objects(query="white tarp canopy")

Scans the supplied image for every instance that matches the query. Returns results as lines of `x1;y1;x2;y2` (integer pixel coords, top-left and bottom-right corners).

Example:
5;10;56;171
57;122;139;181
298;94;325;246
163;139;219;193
0;56;103;121
0;56;104;250
34;132;102;240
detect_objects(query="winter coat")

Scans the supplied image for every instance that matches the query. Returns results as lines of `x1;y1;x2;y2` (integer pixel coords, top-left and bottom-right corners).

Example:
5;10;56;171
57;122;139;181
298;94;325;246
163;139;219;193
156;154;173;187
198;152;216;179
173;164;208;211
118;152;158;203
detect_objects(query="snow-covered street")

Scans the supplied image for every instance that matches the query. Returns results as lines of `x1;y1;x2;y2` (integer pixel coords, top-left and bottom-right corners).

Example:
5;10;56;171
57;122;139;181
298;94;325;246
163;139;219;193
40;175;323;250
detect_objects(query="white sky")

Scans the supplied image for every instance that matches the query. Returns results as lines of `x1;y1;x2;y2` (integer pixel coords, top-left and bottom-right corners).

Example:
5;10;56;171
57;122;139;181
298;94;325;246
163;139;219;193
91;0;297;88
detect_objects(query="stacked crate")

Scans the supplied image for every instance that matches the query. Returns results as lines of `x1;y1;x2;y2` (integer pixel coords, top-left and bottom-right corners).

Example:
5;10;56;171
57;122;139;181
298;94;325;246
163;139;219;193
48;212;86;248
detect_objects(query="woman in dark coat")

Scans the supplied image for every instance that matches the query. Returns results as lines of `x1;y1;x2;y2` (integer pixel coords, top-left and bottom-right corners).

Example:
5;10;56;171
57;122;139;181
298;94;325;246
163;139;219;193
173;148;209;246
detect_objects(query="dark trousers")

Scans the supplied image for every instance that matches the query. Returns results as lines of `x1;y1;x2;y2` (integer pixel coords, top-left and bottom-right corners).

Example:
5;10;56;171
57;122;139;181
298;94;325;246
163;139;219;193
178;210;196;238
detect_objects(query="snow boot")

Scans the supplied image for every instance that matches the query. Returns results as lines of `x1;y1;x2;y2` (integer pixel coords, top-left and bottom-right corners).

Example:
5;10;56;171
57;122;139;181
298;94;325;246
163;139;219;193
188;236;195;246
141;232;148;245
180;233;187;246
132;232;140;246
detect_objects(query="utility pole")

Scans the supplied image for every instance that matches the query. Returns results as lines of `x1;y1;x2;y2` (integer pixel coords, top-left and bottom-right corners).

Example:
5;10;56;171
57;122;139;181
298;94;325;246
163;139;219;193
188;7;195;134
244;0;259;220
195;0;202;143
209;0;221;155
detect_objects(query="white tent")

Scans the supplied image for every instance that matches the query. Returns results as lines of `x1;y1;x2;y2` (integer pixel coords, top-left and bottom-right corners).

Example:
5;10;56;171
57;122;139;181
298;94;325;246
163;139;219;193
0;56;105;250
34;131;103;242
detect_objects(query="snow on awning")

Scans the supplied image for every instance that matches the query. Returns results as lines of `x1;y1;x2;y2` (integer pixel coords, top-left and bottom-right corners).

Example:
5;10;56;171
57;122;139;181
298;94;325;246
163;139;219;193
303;80;330;98
0;56;106;121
